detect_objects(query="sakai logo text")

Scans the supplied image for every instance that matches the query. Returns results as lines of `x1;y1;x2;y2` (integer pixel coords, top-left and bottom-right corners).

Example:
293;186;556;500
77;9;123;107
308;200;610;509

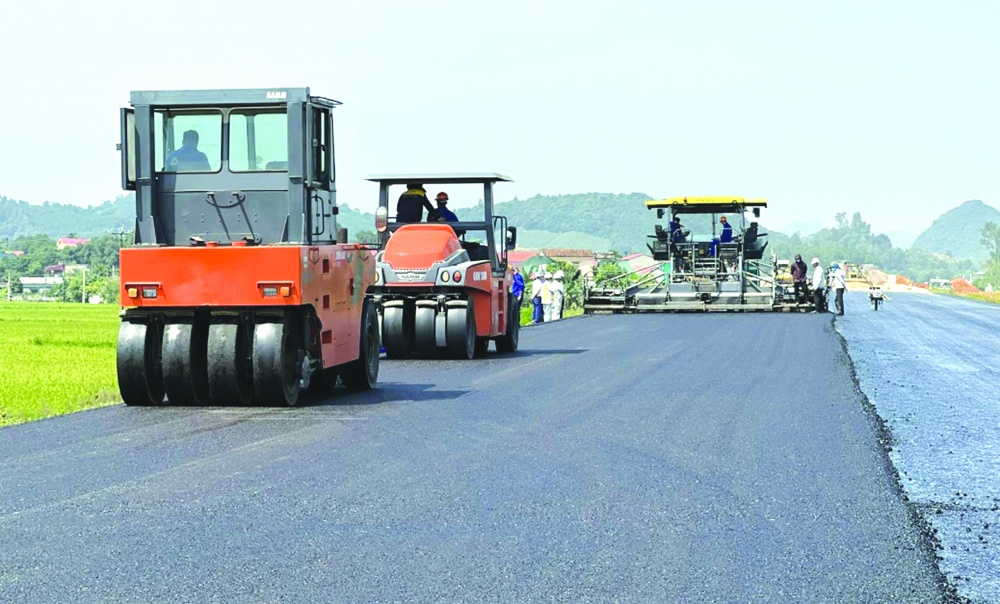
473;270;488;281
266;91;287;99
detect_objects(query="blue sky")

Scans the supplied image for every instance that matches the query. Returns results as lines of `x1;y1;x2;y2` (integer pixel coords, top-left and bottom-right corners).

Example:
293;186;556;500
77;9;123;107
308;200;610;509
0;0;996;235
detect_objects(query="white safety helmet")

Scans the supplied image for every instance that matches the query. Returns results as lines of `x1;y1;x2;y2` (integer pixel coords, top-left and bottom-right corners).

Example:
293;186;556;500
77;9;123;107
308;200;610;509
544;272;552;279
553;270;564;279
811;258;820;266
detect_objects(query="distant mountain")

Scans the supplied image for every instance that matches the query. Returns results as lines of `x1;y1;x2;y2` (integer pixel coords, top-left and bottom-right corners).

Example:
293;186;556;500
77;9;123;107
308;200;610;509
0;195;132;240
489;192;655;252
0;193;378;243
910;200;1000;262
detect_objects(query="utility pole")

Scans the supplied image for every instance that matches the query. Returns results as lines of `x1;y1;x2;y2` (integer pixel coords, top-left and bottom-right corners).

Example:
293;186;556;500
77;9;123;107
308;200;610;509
81;266;87;304
6;272;9;302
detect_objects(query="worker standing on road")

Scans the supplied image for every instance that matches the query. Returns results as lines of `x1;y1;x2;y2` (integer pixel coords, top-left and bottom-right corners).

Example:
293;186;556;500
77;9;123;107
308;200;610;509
530;272;544;324
810;258;825;313
434;192;459;222
396;183;435;224
832;263;847;315
541;272;554;322
511;266;525;310
791;254;809;304
549;270;565;321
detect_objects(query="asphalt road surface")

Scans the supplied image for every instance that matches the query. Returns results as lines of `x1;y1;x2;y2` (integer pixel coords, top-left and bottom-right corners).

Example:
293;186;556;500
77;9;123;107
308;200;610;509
0;311;953;603
838;290;1000;604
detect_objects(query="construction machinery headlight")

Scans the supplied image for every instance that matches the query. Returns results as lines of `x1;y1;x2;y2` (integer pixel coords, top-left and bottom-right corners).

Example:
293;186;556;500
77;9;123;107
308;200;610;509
374;270;381;284
453;271;462;283
141;287;158;299
440;271;450;283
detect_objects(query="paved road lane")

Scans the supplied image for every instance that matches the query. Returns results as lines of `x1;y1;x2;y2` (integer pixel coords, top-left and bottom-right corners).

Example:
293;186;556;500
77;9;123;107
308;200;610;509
0;313;950;603
838;291;1000;603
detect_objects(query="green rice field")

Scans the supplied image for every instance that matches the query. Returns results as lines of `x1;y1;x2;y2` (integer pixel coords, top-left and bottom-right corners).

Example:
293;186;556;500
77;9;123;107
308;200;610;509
0;303;120;427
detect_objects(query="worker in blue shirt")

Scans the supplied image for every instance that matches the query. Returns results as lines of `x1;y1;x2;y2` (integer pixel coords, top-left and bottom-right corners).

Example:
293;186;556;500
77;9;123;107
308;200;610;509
719;216;733;243
164;130;211;171
511;266;525;309
434;192;459;222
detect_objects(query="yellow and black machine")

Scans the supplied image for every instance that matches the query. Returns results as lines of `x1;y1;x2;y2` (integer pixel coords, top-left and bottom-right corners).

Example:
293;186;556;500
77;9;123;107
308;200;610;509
584;196;804;312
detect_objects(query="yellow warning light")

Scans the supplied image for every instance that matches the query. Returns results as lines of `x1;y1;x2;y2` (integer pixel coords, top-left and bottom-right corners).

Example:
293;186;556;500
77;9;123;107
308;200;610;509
127;288;139;298
280;286;291;297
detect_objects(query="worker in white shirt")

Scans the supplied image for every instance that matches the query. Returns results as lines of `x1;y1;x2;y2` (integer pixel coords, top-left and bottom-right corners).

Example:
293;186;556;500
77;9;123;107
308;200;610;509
810;258;825;313
541;272;554;322
547;270;565;321
530;272;544;324
831;263;847;315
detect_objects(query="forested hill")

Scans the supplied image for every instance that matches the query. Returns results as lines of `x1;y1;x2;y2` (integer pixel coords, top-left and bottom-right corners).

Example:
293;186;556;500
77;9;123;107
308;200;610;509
0;195;133;239
910;199;1000;262
0;193;376;242
489;192;656;252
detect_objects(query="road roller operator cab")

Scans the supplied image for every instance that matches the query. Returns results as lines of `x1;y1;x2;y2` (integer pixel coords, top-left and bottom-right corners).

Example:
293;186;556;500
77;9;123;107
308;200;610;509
116;88;379;408
366;174;519;360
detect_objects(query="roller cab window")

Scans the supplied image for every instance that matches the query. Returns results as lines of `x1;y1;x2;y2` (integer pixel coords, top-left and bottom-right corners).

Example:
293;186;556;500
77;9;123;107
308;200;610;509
230;110;289;172
155;111;222;173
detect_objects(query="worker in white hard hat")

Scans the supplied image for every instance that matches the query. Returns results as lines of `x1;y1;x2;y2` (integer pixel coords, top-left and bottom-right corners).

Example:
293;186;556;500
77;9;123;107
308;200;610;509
831;262;847;315
549;270;565;321
530;271;544;324
541;271;553;323
810;258;825;313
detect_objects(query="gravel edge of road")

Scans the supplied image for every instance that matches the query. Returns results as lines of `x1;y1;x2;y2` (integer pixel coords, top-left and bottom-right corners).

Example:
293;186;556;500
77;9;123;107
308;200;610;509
832;317;970;604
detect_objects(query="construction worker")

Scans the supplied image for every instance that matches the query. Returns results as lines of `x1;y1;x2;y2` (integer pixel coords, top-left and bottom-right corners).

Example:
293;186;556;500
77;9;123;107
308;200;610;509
164;130;210;172
549;270;565;321
530;272;544;324
511;266;525;310
810;258;825;313
831;262;847;315
541;272;554;322
791;254;809;304
719;216;733;243
434;192;459;222
396;183;435;223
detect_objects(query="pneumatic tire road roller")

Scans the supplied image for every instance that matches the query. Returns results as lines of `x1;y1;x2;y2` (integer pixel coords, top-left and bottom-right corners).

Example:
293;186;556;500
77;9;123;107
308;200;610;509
366;174;519;359
116;87;378;407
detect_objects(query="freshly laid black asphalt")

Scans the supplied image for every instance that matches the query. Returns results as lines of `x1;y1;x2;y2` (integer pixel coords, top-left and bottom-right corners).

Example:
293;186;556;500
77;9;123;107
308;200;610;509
0;312;952;603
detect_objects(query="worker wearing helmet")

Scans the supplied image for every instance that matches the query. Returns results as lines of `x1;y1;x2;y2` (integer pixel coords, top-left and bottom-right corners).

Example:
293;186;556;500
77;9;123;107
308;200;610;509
530;272;545;324
434;192;459;222
791;254;809;305
810;258;825;313
541;272;554;323
719;216;733;243
396;183;435;224
831;263;847;315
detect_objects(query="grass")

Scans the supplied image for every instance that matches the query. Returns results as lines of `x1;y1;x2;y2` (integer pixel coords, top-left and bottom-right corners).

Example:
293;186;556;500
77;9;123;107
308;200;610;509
0;302;120;428
958;292;1000;305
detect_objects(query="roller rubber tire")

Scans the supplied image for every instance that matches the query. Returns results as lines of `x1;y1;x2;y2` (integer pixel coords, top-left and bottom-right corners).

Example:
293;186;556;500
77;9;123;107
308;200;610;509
446;298;476;360
207;320;253;405
414;306;438;358
117;320;165;406
495;296;520;353
342;302;380;391
161;319;209;406
253;314;302;407
382;306;412;359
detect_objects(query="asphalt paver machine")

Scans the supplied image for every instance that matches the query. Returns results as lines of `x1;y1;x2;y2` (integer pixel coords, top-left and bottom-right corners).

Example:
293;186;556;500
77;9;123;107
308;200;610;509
116;88;379;407
366;174;518;359
584;196;789;312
